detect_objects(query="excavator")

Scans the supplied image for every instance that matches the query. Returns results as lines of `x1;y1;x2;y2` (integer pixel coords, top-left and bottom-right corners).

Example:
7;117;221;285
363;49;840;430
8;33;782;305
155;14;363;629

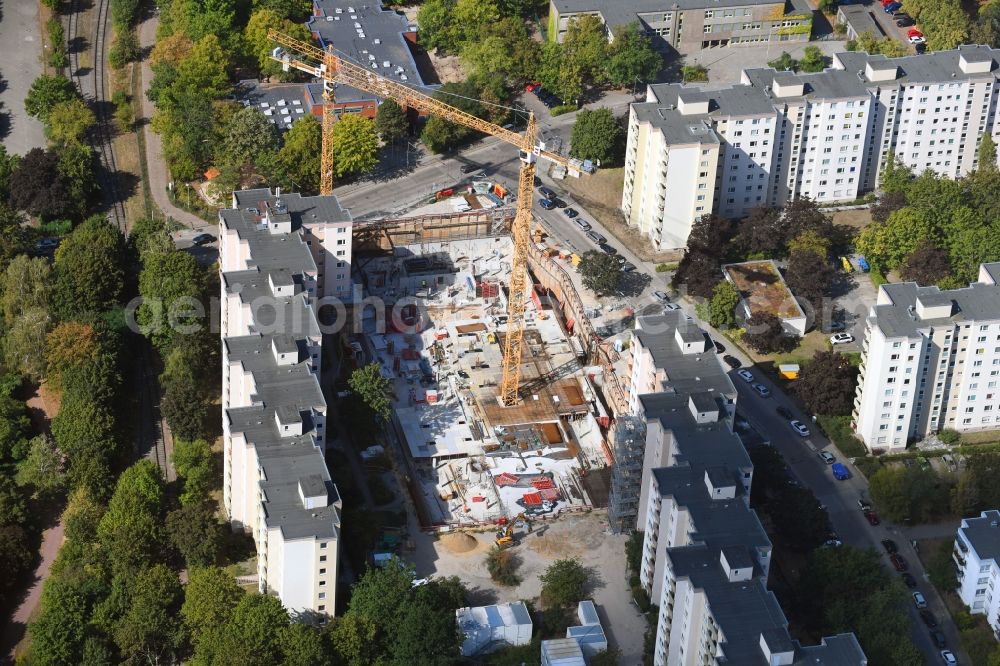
495;512;532;548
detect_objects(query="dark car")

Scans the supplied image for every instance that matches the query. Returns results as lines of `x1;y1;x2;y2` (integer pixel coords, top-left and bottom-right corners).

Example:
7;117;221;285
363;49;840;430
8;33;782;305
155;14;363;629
896;16;914;26
586;230;606;244
563;207;579;218
777;406;794;419
881;539;898;554
919;609;937;628
550;197;568;208
890;553;908;572
901;573;917;588
884;2;901;12
723;355;742;369
538;186;556;199
192;233;216;245
598;243;618;255
915;42;927;53
622;261;637;272
864;510;880;526
714;341;726;353
930;631;947;648
460;164;480;173
539;198;556;210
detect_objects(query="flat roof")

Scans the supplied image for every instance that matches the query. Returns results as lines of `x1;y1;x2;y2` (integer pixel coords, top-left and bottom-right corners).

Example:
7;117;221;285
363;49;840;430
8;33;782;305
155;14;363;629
633;312;736;398
871;271;1000;339
308;0;426;104
960;510;1000;561
723;260;805;320
234;79;312;132
552;0;800;27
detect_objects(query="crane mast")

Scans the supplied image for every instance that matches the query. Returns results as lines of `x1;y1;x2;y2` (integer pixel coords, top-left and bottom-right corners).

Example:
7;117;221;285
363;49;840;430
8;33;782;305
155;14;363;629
268;30;584;406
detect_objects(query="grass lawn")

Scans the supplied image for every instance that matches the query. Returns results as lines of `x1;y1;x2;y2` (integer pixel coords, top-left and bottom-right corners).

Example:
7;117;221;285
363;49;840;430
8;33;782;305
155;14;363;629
738;329;831;367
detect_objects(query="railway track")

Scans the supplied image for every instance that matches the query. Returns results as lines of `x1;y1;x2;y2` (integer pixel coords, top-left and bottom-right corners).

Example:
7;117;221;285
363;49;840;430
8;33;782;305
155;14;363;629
67;0;127;234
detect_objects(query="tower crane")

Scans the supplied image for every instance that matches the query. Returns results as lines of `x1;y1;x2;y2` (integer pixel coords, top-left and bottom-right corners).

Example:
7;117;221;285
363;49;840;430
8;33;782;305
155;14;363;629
268;29;592;406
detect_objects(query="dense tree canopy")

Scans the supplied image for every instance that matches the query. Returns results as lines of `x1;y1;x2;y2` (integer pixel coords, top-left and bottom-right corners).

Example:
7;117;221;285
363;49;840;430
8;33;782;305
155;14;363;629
578;250;622;295
742;313;798;354
570;108;622;165
794;351;858;416
53;216;126;318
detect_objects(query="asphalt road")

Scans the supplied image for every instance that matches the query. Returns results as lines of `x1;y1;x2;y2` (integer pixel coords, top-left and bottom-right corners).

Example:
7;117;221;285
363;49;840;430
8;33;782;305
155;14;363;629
733;367;966;664
0;1;46;155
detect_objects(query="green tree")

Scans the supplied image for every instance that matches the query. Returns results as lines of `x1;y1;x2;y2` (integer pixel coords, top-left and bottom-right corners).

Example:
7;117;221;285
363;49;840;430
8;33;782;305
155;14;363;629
332;114;380;177
277;115;322;193
768;51;797;71
327;615;379;666
4;307;52;379
784;249;835;310
244;9;312;78
681;65;709;82
112;564;184;663
166;499;223;567
899;239;951;285
62;486;105;544
349;362;394;423
952;453;1000;515
53;215;126;317
96;460;165;575
561;15;608;87
221;105;279;177
980;133;998;171
161;370;209;441
869;465;949;523
45;321;100;392
204;593;291;665
486;546;522;586
578;250;622;295
787;229;832;258
854;208;933;271
421;81;487;153
172;437;214;505
24;74;80;122
417;0;459;52
460;18;540;84
0;524;34;606
540;559;588;608
605;23;661;86
280;624;328;666
9;148;75;220
453;0;502;46
742;312;798;354
16;434;66;497
56;141;98;218
137;248;206;351
795;351;858;416
181;567;245;650
706;280;741;329
168;0;237;44
375;99;409;144
798;46;826;73
28;577;92;665
570;108;622;165
45;98;96;146
390;601;461;666
110;0;141;30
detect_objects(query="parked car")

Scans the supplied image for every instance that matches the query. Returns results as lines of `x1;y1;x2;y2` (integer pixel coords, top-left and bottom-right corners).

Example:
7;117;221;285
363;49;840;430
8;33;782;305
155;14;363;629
563;207;579;218
907;28;923;37
915;42;927;53
598;243;617;255
539;198;556;210
614;255;627;265
818;450;836;464
714;341;726;353
913;591;927;608
653;290;670;302
622;261;637;272
940;650;956;665
550;197;567;208
909;34;926;43
663;303;682;312
525;82;541;92
538;185;556;199
586;230;606;244
823;538;843;547
881;539;898;554
737;369;755;383
919;609;937;627
777;406;794;419
830;333;855;345
890;553;908;572
723;355;742;369
461;164;481;173
832;463;851;480
896;16;915;26
192;233;216;245
574;218;591;231
884;2;902;12
864;510;880;526
752;383;772;398
789;420;809;436
902;573;917;588
930;631;947;648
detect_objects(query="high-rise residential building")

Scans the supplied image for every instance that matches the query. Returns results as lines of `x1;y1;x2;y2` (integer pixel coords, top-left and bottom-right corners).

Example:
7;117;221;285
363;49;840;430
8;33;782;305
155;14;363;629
622;46;1000;250
625;313;867;665
853;263;1000;452
220;188;353;617
955;510;1000;637
547;0;812;54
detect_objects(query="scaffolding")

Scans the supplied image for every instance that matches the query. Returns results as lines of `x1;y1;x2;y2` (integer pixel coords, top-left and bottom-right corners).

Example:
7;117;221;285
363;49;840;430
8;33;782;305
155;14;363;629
608;415;646;533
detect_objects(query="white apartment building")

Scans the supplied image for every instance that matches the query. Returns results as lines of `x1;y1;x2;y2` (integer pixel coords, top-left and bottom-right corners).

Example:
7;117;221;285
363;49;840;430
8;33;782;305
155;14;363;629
623;45;1000;250
220;188;354;617
956;510;1000;637
853;263;1000;452
625;313;866;665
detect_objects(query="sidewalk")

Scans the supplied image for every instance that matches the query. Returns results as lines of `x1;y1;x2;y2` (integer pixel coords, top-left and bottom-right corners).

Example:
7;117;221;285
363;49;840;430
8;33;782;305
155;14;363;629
137;14;210;230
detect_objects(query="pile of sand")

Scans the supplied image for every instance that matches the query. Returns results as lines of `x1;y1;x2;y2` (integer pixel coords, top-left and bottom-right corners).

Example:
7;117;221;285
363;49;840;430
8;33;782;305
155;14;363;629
440;532;479;554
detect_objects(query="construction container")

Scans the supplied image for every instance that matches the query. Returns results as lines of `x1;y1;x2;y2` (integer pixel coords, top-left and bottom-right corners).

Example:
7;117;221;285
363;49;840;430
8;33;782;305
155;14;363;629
570;254;582;267
840;256;853;272
778;363;800;380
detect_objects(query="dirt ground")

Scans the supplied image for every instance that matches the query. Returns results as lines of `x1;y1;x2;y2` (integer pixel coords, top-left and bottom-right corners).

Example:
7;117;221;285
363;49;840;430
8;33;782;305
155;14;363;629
411;512;648;663
560;168;682;264
831;208;873;229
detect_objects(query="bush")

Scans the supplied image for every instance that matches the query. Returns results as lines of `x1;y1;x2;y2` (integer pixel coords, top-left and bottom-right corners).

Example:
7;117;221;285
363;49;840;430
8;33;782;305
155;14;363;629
938;428;961;445
47;19;67;69
816;415;868;458
631;585;650;612
486;546;522;586
681;65;708;82
655;263;678;273
108;30;140;69
550;104;578;117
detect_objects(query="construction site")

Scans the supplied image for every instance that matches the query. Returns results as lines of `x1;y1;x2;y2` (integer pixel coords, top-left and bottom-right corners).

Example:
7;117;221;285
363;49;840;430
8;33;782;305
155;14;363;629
263;30;629;531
